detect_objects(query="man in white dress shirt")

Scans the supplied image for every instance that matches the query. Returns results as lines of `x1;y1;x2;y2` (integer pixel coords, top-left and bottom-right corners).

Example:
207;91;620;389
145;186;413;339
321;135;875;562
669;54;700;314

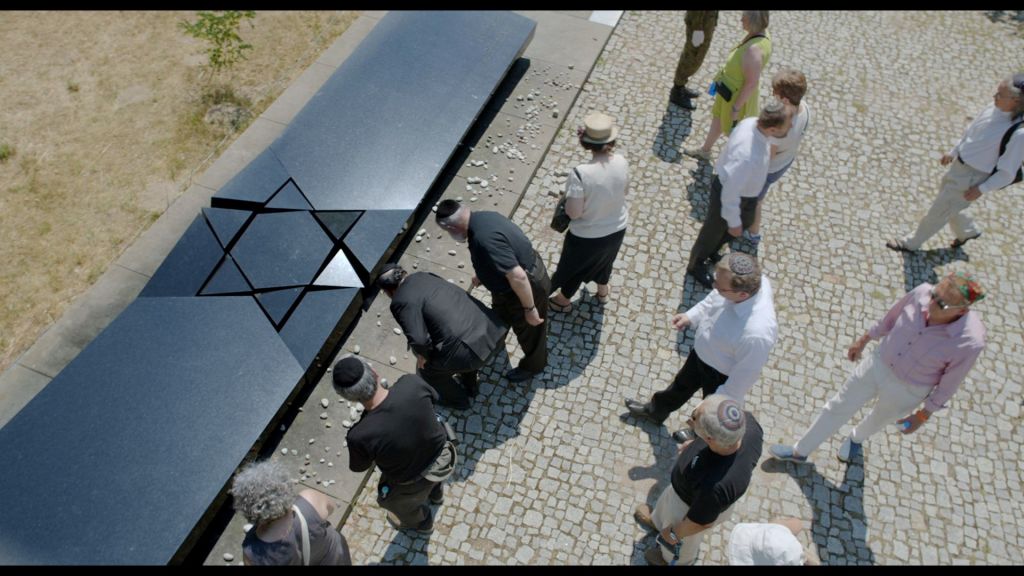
626;252;777;434
686;100;792;288
888;73;1024;252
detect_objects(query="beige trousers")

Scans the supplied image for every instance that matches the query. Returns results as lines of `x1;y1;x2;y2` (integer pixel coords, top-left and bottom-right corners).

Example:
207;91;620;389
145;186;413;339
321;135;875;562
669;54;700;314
651;484;736;565
794;349;931;456
903;160;988;250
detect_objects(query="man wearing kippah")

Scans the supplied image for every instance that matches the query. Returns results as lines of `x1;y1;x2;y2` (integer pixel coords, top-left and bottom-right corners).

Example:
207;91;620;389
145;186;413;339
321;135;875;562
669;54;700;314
770;272;987;465
625;252;776;444
332;355;455;534
633;394;764;565
435;199;551;383
376;263;506;410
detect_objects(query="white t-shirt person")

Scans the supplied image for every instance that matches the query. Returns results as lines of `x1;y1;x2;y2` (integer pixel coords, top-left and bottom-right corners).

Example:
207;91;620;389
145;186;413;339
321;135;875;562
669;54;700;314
768;101;811;173
565;153;629;238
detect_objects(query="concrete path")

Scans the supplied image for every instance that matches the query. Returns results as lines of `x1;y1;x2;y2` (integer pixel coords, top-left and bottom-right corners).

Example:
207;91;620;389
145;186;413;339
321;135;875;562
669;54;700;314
338;11;1024;565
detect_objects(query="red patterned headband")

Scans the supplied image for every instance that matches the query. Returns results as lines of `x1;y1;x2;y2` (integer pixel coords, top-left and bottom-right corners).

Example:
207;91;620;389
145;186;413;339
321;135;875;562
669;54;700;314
952;272;986;305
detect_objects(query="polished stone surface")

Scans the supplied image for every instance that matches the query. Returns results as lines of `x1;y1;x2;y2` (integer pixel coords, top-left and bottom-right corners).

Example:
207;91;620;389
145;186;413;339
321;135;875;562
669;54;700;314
266;180;313;211
0;297;303;564
314;250;364;289
342;209;412;276
202;207;252;250
254;287;305;327
200;255;252;296
269;11;536;211
314;211;362;241
138;214;223;298
278;288;359;370
230;211;334;291
210;147;291;210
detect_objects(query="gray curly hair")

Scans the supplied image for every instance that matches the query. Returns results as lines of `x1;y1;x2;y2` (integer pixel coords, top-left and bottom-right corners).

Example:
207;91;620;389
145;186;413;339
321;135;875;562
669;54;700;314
231;459;296;526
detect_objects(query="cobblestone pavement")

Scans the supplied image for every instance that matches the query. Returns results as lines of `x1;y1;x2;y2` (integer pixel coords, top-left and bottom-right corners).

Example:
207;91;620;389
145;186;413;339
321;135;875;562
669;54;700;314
342;12;1024;564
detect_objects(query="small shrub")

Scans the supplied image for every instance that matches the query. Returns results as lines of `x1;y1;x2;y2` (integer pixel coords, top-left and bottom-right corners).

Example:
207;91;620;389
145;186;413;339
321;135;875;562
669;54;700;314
179;11;257;77
0;144;14;163
67;81;80;93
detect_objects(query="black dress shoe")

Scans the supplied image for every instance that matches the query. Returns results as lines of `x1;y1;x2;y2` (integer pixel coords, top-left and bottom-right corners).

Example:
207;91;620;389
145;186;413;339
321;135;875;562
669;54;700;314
624;399;662;424
681;85;700;99
688;264;713;289
672;428;694;444
669;86;696;110
505;367;538;383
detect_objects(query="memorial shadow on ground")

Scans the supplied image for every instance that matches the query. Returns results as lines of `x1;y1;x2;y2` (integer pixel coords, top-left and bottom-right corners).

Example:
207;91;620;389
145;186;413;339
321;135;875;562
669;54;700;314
898;247;969;292
762;458;877;566
652;104;693;164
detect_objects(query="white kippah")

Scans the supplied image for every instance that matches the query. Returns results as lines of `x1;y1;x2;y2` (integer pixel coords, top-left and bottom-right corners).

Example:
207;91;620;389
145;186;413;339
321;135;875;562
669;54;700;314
728;523;805;565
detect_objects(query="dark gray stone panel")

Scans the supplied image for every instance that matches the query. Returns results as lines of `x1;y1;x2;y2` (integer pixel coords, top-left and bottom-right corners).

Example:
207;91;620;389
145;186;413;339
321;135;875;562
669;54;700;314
230;211;334;291
278;288;359;370
202;207;252;249
314;250;363;289
200;255;252;296
265;180;313;211
210;147;291;210
313;211;362;241
342;209;412;275
254;287;304;327
269;11;536;211
0;297;304;564
138;214;224;298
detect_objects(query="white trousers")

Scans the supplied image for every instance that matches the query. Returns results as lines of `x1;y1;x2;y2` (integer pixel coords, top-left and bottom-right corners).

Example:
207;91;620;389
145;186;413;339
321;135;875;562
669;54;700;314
903;160;988;250
794;349;931;456
651;483;735;565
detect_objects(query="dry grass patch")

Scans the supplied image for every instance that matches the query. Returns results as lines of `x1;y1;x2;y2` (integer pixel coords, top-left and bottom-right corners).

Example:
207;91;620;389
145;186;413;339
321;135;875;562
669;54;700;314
0;11;359;374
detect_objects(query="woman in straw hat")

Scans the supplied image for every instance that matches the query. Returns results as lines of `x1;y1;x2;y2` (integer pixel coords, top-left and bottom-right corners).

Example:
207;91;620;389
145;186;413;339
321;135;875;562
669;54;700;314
548;112;629;312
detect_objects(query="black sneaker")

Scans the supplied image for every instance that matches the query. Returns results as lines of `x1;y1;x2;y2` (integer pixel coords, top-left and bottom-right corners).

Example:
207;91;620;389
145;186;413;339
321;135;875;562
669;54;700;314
669;85;696;110
505;367;538;383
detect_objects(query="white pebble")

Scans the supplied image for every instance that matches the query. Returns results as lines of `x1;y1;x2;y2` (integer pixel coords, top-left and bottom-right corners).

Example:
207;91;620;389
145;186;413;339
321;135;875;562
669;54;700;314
389;356;397;365
321;398;330;409
319;458;325;463
479;180;488;188
353;345;360;354
223;553;234;562
291;449;298;456
342;420;353;428
376;321;382;327
458;262;465;269
393;327;403;335
308;438;315;445
281;448;288;455
319;412;328;420
243;523;253;533
328;462;334;468
448;249;457;256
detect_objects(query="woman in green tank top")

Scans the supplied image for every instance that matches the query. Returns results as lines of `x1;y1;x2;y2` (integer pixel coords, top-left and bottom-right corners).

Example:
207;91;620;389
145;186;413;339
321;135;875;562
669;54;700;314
685;11;772;161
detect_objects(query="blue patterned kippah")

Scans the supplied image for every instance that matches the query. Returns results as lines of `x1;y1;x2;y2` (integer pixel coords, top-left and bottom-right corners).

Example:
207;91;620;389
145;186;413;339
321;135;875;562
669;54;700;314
717;400;745;431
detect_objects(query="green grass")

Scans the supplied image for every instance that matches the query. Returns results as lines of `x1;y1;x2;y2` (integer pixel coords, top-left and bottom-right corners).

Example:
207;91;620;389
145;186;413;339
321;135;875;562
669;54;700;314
0;143;14;162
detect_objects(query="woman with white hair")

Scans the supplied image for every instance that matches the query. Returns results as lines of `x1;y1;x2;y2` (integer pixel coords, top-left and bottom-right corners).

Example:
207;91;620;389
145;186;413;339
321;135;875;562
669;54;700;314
232;459;352;565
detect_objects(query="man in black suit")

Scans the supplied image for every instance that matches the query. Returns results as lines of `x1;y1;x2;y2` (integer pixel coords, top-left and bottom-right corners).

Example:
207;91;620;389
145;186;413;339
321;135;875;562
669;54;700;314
377;263;507;409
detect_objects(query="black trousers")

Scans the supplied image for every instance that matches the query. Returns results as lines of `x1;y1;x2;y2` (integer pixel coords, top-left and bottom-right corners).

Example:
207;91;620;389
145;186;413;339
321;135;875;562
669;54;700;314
418;342;483;406
491;256;551;373
377;475;443;528
686;176;759;272
649;350;728;423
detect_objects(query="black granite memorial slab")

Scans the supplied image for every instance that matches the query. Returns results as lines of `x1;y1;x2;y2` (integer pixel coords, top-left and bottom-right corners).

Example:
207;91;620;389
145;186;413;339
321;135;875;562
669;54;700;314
269;11;536;211
230;211;334;291
210;147;291;210
202;207;252;250
314;250;363;289
278;288;359;370
265;180;313;211
313;210;362;241
139;214;224;298
0;297;304;564
200;255;252;296
342;209;412;276
253;287;304;327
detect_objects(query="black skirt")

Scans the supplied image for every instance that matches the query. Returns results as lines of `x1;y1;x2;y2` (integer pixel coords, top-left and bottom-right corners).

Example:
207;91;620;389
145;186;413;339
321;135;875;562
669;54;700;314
550;228;626;298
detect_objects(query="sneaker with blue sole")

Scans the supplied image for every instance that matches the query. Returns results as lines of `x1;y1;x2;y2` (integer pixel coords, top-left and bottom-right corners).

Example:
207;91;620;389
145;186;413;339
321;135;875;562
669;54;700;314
769;443;809;464
837;436;862;463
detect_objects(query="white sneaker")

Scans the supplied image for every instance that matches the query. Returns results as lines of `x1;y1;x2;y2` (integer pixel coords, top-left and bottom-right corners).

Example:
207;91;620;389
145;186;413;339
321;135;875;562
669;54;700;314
837;436;862;463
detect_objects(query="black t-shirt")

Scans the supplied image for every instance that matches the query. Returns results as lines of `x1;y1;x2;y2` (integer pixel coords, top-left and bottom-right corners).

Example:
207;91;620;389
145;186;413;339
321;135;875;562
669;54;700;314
467;211;536;294
670;411;763;525
345;374;447;483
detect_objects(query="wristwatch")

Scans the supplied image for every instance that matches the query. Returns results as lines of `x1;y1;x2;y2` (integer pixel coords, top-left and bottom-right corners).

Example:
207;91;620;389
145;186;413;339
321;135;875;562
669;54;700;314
523;304;536;312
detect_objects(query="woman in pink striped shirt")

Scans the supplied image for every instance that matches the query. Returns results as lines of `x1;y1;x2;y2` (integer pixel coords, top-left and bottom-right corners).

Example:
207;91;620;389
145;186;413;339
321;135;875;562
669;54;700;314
768;272;986;465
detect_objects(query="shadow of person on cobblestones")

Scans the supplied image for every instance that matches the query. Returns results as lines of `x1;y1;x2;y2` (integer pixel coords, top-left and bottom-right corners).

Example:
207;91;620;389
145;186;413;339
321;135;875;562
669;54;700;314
685;164;715;222
374;523;435;565
897;248;969;293
623;418;678;565
653;105;693;164
761;458;877;565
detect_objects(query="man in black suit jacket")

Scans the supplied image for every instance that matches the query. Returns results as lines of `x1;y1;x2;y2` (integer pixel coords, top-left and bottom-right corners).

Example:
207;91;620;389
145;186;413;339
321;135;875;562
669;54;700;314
376;264;507;409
